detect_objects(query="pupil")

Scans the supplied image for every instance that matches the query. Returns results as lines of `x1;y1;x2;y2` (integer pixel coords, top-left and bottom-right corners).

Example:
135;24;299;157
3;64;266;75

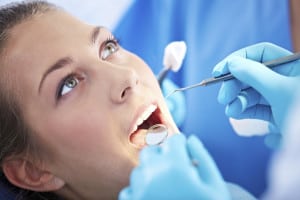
108;44;116;53
66;78;76;88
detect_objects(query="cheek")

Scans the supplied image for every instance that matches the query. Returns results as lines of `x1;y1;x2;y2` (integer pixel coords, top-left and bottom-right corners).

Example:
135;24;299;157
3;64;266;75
33;109;120;160
54;115;115;148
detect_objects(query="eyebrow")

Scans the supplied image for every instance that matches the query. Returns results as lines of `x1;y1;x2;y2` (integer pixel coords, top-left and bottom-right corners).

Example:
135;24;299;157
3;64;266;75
38;57;73;94
38;26;102;94
90;26;102;45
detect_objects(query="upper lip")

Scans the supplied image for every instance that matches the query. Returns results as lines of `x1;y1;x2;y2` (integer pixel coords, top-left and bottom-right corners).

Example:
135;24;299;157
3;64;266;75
128;103;158;135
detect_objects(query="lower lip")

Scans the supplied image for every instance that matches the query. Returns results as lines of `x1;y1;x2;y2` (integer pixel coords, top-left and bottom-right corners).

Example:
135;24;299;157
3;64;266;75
129;129;148;148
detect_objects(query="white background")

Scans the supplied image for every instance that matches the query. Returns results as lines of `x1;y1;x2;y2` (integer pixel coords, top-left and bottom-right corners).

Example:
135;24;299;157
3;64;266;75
0;0;133;30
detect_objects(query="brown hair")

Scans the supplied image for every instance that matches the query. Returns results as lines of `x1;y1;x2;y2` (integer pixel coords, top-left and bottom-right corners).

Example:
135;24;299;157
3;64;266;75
0;1;61;199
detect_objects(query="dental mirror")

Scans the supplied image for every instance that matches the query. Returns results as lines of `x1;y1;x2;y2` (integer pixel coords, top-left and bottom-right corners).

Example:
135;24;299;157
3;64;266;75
145;124;168;146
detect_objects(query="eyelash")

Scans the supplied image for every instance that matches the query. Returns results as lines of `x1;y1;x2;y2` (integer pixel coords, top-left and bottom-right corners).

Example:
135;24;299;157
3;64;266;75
56;72;80;99
56;35;120;100
100;35;120;60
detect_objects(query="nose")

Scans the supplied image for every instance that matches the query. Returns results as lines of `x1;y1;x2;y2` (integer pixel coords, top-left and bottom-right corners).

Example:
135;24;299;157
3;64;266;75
109;66;139;104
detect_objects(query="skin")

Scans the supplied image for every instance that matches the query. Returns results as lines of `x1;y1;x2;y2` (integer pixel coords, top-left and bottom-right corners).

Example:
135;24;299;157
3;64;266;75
1;10;178;200
290;0;300;52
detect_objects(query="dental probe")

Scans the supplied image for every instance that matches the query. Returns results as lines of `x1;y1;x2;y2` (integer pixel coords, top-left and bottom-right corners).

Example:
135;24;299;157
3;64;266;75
166;52;300;98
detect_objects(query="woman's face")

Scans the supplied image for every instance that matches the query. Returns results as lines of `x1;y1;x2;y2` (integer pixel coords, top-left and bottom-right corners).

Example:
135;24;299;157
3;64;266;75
3;10;178;198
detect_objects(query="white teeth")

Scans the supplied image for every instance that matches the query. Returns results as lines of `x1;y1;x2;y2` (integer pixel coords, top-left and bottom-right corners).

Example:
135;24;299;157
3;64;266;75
131;125;138;133
131;105;157;133
136;118;144;127
140;105;156;122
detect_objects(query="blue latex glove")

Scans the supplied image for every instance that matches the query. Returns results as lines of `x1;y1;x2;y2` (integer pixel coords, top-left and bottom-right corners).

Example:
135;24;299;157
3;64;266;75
118;134;231;200
212;42;300;135
161;79;186;127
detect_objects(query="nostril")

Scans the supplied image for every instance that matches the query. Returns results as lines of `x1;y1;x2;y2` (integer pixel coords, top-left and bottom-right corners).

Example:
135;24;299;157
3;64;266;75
121;89;127;98
112;71;139;103
121;86;132;100
121;79;138;99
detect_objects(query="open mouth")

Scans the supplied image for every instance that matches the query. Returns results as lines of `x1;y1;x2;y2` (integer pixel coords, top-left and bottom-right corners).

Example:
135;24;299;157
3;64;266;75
129;105;165;148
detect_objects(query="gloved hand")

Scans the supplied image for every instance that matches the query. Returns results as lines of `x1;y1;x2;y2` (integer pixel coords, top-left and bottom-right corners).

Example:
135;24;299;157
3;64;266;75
212;42;300;135
161;79;186;127
118;134;231;200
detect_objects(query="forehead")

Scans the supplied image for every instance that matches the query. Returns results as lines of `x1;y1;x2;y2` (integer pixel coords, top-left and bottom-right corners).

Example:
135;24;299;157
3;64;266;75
1;10;92;90
5;10;92;62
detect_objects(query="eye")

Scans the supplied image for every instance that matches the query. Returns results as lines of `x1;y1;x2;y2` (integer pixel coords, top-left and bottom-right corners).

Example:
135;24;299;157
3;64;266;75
100;38;119;60
57;74;80;98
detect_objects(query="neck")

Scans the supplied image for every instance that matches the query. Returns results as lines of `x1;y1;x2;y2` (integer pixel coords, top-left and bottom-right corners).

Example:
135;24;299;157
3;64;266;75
56;184;119;200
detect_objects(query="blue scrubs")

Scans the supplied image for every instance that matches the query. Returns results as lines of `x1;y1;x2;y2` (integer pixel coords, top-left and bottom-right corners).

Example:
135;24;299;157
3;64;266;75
0;176;18;200
113;0;292;197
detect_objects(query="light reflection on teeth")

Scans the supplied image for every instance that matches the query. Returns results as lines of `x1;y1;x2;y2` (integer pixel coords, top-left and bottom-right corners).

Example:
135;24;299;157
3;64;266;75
131;105;157;133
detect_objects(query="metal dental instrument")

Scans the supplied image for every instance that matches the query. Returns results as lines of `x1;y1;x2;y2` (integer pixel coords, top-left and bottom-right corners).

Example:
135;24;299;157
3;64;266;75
166;52;300;98
145;124;168;146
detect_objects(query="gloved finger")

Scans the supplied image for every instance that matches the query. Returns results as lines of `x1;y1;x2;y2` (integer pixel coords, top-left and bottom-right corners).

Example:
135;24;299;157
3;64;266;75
264;121;282;149
225;95;248;116
272;60;300;75
217;79;242;105
129;166;144;189
212;48;247;77
161;134;188;159
227;56;284;104
212;59;230;77
118;187;133;200
239;42;291;63
227;104;274;123
139;145;161;164
264;133;282;149
268;122;280;133
224;88;265;116
213;42;291;76
187;135;223;184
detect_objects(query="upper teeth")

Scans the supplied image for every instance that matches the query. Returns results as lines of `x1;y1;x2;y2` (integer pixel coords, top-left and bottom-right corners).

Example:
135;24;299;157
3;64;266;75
131;104;157;133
